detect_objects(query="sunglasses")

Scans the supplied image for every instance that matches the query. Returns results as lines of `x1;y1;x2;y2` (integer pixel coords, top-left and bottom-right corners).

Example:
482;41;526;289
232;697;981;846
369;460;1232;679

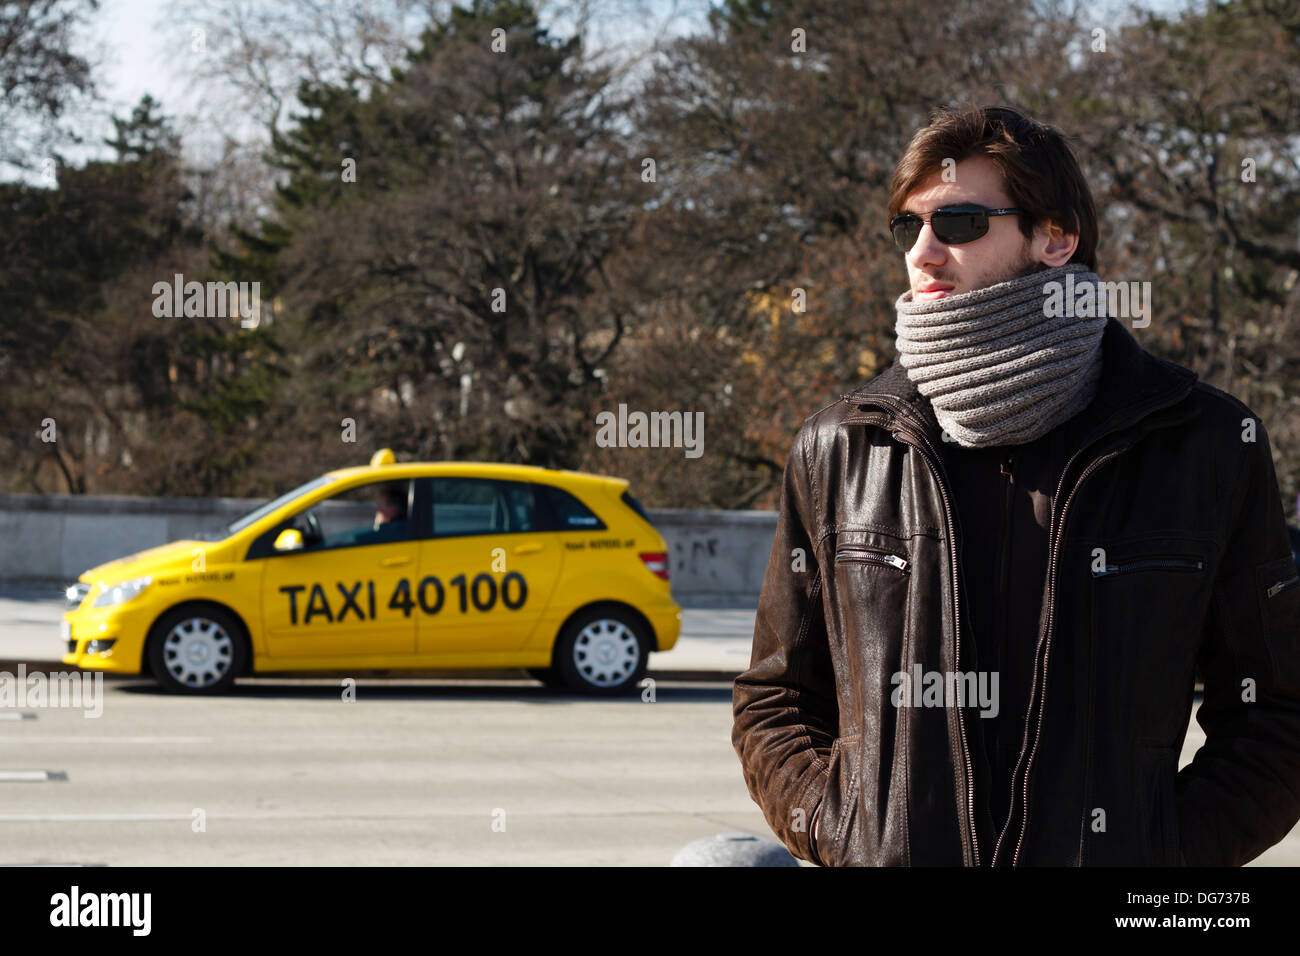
889;203;1023;252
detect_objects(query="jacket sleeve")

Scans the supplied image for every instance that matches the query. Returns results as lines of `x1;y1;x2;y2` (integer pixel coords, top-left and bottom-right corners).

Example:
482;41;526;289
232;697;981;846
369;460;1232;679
731;419;840;865
1176;414;1300;866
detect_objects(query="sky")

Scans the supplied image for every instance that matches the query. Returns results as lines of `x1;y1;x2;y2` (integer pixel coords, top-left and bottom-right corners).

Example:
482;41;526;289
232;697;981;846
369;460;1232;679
98;0;170;120
11;0;1201;182
94;0;1200;123
94;0;711;123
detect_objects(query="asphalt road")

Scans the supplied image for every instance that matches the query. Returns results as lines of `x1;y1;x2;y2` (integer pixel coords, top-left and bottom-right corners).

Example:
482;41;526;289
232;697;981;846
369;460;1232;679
1;594;1298;866
0;676;780;866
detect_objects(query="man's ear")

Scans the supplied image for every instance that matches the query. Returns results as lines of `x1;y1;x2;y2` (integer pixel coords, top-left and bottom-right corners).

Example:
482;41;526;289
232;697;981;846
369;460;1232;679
1036;216;1078;266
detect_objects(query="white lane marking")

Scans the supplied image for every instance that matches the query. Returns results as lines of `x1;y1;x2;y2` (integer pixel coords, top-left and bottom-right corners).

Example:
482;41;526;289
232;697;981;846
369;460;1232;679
0;813;193;821
0;737;212;743
0;770;68;782
0;714;36;720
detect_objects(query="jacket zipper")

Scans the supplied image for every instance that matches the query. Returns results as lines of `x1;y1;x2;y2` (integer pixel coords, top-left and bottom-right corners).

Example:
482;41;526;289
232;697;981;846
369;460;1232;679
994;447;1125;867
1092;557;1204;577
890;422;980;866
1268;574;1300;598
993;451;1015;835
997;452;1015;640
835;546;910;573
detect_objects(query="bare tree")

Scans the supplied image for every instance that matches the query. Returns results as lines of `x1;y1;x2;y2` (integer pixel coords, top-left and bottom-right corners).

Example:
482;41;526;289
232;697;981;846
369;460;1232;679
0;0;99;172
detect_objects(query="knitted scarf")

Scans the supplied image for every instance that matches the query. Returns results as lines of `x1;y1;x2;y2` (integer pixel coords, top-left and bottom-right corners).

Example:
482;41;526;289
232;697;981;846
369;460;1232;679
893;261;1107;448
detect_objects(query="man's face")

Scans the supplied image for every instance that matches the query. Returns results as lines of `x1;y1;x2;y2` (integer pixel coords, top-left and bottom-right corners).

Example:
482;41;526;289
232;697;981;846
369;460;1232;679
898;155;1078;301
377;498;401;524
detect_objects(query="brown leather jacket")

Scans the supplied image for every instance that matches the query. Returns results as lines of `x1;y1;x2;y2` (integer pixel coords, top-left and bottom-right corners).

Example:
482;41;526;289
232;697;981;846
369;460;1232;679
732;316;1300;866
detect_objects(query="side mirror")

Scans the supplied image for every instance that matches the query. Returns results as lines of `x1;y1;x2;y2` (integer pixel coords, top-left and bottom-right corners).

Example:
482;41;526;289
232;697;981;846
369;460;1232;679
274;528;304;552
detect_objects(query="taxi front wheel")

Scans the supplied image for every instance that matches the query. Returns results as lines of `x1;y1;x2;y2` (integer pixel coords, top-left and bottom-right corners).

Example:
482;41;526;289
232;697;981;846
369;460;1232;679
554;607;649;696
147;605;247;694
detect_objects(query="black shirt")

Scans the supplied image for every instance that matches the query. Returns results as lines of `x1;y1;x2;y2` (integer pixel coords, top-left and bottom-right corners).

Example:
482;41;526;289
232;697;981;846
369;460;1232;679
933;402;1101;841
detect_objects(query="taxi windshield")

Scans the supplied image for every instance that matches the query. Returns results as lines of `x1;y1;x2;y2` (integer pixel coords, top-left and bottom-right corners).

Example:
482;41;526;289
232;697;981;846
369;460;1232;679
226;475;336;535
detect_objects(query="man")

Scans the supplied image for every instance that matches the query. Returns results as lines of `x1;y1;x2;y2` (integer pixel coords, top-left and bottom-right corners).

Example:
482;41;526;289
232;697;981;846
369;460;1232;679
373;483;409;531
364;482;410;543
732;104;1300;866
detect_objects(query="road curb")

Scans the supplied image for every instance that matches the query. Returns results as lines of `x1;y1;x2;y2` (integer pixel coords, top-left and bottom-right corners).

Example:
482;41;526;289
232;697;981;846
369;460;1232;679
0;660;739;684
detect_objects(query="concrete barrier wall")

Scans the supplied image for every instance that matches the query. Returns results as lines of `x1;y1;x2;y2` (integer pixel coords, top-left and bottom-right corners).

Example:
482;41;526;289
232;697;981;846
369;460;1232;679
648;509;777;608
0;493;777;608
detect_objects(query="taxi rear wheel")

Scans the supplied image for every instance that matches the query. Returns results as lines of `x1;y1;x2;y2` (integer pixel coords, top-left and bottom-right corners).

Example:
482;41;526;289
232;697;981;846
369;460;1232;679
555;607;649;696
147;605;247;694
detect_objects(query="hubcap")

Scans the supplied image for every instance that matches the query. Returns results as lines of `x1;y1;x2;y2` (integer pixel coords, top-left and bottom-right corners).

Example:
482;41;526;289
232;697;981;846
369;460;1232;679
163;617;234;688
573;618;640;687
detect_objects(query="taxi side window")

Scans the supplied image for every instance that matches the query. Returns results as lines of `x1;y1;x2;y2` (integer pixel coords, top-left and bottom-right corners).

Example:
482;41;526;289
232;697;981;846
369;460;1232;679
432;478;535;536
534;484;606;531
301;479;414;550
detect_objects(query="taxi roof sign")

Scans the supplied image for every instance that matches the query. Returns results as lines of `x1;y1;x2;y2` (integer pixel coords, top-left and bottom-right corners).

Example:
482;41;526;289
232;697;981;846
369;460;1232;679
370;448;396;466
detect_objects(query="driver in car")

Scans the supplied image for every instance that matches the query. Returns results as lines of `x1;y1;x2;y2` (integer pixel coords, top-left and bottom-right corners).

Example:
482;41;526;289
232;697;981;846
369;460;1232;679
368;483;410;542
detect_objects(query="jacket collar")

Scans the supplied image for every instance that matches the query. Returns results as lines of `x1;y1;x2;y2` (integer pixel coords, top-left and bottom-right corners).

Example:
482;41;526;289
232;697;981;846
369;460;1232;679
841;315;1199;449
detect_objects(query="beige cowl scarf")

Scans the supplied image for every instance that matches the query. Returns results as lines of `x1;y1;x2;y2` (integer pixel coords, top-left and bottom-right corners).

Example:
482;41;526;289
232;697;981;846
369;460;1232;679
894;261;1107;448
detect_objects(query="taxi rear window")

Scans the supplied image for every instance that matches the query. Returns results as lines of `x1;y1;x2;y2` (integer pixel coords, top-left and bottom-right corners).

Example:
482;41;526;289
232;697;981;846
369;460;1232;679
429;478;608;536
535;484;605;531
432;477;535;536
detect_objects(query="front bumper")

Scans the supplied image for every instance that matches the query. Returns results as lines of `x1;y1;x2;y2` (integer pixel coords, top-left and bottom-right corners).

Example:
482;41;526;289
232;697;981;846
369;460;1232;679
61;603;150;674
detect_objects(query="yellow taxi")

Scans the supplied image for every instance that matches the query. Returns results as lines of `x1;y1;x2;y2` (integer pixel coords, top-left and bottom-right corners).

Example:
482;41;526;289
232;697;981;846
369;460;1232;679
61;450;681;695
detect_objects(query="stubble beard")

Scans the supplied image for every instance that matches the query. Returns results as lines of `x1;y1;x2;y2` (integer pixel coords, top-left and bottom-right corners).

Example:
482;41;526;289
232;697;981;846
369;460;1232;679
979;239;1046;291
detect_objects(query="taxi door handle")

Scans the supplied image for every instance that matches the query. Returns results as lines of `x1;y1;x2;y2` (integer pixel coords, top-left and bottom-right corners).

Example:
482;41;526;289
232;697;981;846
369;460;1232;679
513;543;543;555
380;556;412;567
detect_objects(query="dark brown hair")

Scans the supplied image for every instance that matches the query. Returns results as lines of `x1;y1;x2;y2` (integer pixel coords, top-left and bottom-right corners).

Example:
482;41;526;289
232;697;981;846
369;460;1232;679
887;105;1098;271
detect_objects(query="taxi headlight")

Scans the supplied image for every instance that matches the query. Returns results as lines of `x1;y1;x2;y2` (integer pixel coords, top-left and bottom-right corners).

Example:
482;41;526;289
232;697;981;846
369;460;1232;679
65;582;91;609
92;575;153;608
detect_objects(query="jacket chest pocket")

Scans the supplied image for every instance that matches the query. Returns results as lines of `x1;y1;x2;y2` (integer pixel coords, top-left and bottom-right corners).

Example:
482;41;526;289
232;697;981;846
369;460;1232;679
1088;533;1212;580
1089;539;1210;596
1091;555;1204;577
835;545;910;575
1088;535;1214;705
830;535;912;601
827;531;915;701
